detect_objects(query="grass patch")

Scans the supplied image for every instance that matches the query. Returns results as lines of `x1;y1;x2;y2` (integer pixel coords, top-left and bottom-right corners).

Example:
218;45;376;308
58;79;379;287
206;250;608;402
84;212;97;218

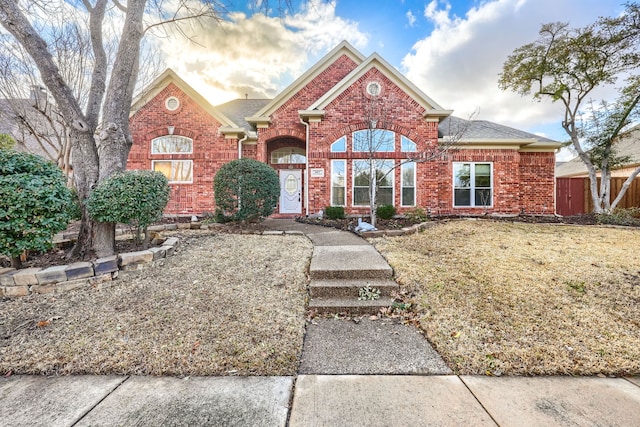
0;232;312;376
370;220;640;376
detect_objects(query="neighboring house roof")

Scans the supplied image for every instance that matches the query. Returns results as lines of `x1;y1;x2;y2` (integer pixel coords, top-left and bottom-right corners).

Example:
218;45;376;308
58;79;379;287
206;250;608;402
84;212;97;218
439;116;561;150
0;98;60;160
555;124;640;177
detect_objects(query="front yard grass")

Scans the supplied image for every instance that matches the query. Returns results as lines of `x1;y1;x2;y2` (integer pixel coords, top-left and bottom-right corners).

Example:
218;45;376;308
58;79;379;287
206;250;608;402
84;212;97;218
0;232;312;376
371;220;640;376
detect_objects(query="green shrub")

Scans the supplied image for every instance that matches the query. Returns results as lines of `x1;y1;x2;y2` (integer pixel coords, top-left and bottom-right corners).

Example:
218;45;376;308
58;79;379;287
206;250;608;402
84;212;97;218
87;170;170;245
214;158;280;222
596;207;640;226
376;204;396;220
0;134;15;150
406;207;428;223
325;206;345;220
0;149;74;267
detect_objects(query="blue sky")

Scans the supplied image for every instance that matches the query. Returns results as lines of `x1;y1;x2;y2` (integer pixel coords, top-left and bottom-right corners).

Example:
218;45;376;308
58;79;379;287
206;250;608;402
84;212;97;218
160;0;628;159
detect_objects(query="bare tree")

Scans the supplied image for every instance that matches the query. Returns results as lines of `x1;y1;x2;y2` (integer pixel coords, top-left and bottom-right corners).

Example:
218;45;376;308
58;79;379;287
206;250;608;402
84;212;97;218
353;90;470;227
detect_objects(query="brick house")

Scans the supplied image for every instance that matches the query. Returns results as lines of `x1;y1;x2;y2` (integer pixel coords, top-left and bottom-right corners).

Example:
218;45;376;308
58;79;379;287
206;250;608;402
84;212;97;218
128;41;561;217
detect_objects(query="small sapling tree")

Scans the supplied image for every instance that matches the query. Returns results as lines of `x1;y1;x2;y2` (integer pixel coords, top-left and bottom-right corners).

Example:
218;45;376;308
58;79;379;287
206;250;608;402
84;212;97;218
214;158;280;222
0;149;74;268
86;170;170;249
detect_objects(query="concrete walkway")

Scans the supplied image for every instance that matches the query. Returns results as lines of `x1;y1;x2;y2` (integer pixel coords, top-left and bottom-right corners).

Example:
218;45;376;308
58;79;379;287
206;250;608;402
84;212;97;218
2;219;640;426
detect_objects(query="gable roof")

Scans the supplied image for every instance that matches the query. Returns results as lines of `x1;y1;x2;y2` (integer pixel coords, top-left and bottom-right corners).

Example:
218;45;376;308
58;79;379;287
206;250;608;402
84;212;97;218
308;52;452;119
248;41;366;120
556;123;640;177
216;99;271;130
130;68;237;128
439;116;561;150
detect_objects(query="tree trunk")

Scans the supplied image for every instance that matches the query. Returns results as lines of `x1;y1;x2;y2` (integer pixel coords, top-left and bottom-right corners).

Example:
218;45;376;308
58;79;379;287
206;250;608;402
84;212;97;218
611;166;640;210
369;161;377;227
10;256;21;269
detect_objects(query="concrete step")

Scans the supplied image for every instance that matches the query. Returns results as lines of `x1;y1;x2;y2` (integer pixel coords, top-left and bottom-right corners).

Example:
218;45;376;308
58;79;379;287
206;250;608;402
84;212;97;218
308;297;395;315
309;278;399;299
309;246;393;280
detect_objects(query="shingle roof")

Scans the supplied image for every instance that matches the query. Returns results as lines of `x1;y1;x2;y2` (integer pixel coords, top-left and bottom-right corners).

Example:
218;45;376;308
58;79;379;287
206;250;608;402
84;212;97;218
555;124;640;177
215;99;271;130
439;116;556;142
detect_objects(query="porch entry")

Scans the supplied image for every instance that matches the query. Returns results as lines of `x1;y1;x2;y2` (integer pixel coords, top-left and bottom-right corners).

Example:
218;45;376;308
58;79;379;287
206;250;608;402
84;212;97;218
279;169;302;214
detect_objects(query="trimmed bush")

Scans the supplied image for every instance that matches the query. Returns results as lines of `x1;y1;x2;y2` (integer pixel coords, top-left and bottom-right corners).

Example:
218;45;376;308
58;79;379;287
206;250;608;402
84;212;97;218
214;158;280;222
0;149;74;267
376;204;396;220
87;170;170;245
325;206;345;220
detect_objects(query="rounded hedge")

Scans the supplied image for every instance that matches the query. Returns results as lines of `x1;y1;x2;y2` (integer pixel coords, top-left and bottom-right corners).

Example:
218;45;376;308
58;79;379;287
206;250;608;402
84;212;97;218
214;158;280;222
0;149;74;259
86;170;170;230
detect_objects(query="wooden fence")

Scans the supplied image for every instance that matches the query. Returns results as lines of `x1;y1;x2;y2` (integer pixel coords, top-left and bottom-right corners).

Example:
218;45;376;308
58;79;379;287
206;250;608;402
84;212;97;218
556;177;640;216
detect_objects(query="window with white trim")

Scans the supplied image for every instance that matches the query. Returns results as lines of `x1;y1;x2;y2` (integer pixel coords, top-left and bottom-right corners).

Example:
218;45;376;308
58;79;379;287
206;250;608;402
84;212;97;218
353;129;395;152
453;162;492;207
401;136;417;152
152;160;193;183
353;159;394;206
151;135;193;154
271;147;306;164
330;136;346;152
401;161;416;206
331;160;346;206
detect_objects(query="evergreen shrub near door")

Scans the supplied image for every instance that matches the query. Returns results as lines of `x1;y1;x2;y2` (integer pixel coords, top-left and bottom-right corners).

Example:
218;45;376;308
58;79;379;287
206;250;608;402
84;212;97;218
87;170;170;247
214;158;280;222
0;149;75;268
325;206;345;220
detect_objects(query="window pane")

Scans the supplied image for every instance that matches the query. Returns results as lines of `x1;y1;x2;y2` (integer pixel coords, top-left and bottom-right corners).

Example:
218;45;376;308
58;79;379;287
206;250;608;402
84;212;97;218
454;189;471;206
475;175;491;187
402;188;415;206
271;147;306;164
353;129;394;152
378;188;393;205
152;135;193;154
454;163;471;188
353;160;371;186
401;136;417;152
331;136;346;152
402;162;415;186
354;187;369;205
475;163;491;175
376;160;393;187
475;189;492;206
332;188;345;206
153;160;192;182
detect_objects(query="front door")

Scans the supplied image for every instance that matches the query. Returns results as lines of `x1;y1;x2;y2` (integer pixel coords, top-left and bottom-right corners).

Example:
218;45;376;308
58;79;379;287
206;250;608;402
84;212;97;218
279;170;302;214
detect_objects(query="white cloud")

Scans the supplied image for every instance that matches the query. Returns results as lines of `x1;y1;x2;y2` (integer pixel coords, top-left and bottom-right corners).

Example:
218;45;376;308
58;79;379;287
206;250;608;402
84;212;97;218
402;0;625;139
159;0;368;104
406;10;416;27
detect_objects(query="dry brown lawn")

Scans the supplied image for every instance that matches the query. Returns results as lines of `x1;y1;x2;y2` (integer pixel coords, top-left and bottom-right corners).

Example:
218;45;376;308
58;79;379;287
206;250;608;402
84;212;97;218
371;220;640;376
0;231;312;376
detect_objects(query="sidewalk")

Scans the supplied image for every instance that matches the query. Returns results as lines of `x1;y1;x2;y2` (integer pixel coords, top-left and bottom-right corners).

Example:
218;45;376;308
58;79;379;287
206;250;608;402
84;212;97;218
2;220;639;426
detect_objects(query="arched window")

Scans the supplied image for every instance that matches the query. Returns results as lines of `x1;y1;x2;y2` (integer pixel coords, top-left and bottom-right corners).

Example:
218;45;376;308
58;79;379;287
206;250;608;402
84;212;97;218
151;135;193;154
271;147;306;164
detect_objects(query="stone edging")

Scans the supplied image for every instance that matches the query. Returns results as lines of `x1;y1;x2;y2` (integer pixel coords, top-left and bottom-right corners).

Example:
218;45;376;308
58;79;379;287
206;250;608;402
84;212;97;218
0;236;181;298
358;221;436;238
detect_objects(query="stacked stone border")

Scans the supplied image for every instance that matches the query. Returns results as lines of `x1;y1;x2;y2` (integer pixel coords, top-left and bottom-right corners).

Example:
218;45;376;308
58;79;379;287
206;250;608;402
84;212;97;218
0;230;182;298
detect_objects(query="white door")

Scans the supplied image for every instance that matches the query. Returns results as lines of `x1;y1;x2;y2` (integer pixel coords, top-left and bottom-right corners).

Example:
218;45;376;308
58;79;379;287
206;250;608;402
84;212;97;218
279;170;302;214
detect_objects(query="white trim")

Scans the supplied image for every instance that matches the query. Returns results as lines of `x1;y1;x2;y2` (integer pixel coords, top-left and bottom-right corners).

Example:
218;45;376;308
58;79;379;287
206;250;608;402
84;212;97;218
165;96;180;111
330;136;347;153
452;162;493;208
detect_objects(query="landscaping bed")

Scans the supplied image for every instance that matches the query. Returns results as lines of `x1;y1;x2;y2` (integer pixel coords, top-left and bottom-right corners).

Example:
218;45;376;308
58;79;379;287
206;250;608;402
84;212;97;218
370;220;640;376
0;231;312;376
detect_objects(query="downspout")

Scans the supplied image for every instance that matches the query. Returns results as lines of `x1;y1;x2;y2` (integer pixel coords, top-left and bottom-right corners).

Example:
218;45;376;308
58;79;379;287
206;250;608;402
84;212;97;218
300;116;310;216
238;133;248;159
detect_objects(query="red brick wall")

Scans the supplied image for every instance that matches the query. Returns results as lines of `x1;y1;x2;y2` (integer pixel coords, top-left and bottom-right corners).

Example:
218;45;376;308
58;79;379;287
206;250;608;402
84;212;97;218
519;152;556;214
128;83;237;215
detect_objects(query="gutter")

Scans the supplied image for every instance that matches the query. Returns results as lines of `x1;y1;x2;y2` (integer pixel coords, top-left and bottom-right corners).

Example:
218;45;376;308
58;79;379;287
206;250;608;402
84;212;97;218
300;116;310;216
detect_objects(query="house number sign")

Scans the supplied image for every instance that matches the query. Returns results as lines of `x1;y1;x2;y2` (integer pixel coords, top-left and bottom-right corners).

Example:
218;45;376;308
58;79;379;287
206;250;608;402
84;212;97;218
310;168;325;178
